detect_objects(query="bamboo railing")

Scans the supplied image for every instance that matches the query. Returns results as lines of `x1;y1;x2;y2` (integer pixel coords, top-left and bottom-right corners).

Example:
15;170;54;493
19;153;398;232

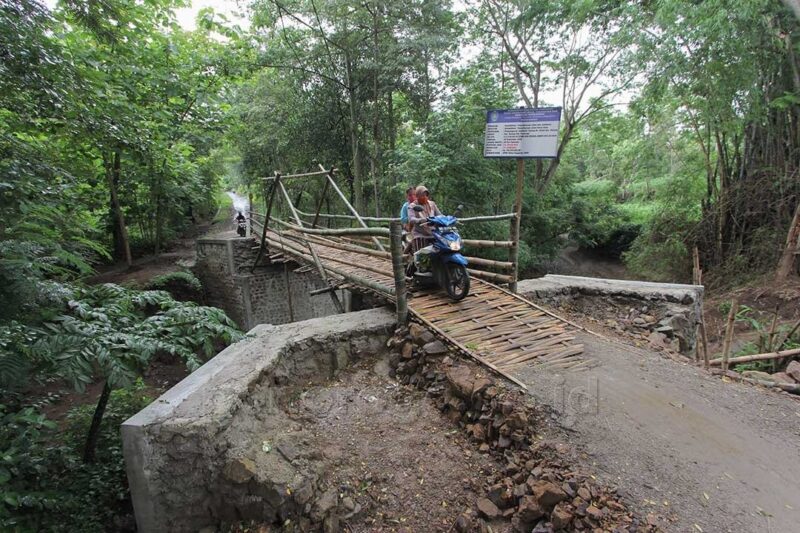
247;163;524;323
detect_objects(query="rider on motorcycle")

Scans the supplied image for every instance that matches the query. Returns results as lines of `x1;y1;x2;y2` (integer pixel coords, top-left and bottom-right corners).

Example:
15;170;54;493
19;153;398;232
407;185;442;253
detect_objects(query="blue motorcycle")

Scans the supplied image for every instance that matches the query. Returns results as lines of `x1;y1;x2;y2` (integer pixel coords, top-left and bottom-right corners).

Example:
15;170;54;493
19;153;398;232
407;206;470;301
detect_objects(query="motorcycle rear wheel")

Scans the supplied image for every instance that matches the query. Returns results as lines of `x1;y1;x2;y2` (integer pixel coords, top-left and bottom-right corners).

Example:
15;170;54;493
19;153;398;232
444;263;470;301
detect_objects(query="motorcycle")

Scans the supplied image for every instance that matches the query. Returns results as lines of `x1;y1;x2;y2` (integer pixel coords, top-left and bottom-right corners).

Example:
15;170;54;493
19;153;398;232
235;214;247;237
406;205;470;301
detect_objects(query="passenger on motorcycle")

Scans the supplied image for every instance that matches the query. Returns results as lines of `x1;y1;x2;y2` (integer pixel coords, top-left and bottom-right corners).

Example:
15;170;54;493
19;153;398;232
407;185;441;253
399;186;416;231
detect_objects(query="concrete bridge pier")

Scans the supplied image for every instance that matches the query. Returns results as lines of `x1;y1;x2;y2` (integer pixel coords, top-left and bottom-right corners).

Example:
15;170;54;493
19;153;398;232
193;235;356;330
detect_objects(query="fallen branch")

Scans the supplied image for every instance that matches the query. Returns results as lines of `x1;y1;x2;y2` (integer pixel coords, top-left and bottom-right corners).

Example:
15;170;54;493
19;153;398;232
720;370;800;394
709;346;800;366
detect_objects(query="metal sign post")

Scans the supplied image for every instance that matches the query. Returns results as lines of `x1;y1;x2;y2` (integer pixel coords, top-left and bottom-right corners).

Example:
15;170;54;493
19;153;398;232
484;107;562;293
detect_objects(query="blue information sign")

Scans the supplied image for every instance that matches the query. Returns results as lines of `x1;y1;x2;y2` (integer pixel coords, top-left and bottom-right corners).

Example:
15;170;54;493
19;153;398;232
484;107;562;158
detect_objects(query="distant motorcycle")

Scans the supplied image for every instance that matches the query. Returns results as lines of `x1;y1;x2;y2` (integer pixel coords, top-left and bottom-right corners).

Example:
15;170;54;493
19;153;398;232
406;205;470;301
235;213;247;237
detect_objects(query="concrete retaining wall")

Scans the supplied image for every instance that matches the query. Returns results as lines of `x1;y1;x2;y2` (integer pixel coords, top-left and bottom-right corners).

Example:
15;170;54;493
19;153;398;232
518;275;704;354
194;236;343;329
122;308;395;532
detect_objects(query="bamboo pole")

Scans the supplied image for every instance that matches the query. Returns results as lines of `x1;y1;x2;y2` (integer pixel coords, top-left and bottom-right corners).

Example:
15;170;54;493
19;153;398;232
265;231;394;278
464;255;514;272
319;164;386;252
271;216;391;237
297;210;517;224
709;346;800;366
264;235;395;296
458;213;517;223
263;169;330;179
463;239;515;249
309;285;339;296
467;268;514;285
311;177;330;229
699;306;710;369
251;172;281;272
720;299;739;372
774;318;800;353
299;210;398;223
277;180;344;313
390;221;408;325
301;234;394;260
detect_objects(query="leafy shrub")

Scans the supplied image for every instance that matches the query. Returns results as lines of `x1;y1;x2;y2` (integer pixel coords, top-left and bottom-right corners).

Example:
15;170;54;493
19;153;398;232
145;271;204;303
145;271;203;293
0;381;152;532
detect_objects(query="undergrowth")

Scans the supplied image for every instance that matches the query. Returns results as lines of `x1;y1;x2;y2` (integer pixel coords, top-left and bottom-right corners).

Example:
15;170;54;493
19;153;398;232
0;381;152;532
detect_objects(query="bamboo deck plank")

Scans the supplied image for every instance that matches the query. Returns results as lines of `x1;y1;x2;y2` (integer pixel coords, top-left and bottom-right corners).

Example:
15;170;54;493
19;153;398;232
261;232;588;379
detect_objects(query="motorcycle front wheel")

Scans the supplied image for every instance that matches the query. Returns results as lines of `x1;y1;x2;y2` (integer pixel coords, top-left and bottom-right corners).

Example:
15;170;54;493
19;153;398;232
444;263;470;301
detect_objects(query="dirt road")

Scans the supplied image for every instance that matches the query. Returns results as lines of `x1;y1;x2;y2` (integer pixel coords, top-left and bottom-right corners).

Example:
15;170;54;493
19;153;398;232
515;333;800;532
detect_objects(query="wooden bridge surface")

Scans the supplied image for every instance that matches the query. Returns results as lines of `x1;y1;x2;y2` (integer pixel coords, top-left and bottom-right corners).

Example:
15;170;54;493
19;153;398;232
260;229;588;382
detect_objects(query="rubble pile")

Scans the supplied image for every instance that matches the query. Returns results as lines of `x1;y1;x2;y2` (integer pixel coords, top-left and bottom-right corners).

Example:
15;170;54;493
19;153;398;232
568;299;696;355
388;323;659;533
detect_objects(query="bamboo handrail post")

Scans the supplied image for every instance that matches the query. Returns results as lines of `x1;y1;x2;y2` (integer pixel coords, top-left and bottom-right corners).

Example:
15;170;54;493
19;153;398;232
721;299;739;372
277;180;344;313
319;164;386;252
389;221;408;325
251;171;281;272
311;178;330;229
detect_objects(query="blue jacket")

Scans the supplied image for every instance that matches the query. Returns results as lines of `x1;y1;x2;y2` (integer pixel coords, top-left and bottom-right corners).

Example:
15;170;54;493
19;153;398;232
400;201;411;224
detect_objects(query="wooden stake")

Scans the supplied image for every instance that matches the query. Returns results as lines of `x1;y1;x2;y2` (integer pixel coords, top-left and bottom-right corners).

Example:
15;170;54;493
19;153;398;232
720;299;739;372
389;221;408;325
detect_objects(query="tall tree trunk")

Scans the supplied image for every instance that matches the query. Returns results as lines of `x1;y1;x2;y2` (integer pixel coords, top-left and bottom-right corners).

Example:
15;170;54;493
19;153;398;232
387;89;395;154
372;8;382;218
776;201;800;280
105;150;132;267
83;381;112;464
344;52;364;214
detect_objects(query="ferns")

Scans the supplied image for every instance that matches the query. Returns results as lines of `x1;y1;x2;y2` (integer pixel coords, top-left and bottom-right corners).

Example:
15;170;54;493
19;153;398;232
0;283;243;393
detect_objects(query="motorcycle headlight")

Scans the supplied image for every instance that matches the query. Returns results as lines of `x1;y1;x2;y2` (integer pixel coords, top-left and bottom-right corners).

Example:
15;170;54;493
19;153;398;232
449;241;461;251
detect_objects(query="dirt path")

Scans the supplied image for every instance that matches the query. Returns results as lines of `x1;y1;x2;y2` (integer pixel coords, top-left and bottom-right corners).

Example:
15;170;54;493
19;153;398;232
514;332;800;532
88;192;245;287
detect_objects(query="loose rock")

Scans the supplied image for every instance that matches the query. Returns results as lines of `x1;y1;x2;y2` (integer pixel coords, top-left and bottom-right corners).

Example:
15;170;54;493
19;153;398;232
476;497;501;519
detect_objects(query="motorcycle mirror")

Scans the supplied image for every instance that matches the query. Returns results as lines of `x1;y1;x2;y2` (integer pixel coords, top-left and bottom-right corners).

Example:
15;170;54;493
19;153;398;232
454;204;464;217
413;205;424;212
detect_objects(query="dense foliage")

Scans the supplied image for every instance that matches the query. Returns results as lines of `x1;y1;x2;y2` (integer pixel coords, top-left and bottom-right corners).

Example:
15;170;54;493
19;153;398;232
0;0;798;528
1;381;152;531
228;0;798;282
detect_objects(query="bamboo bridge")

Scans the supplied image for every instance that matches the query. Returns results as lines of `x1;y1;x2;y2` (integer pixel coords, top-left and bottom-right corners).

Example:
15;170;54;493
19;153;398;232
249;164;588;387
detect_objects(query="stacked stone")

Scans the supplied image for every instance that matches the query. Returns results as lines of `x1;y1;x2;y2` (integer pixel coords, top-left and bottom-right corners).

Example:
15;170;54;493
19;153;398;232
388;324;659;533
